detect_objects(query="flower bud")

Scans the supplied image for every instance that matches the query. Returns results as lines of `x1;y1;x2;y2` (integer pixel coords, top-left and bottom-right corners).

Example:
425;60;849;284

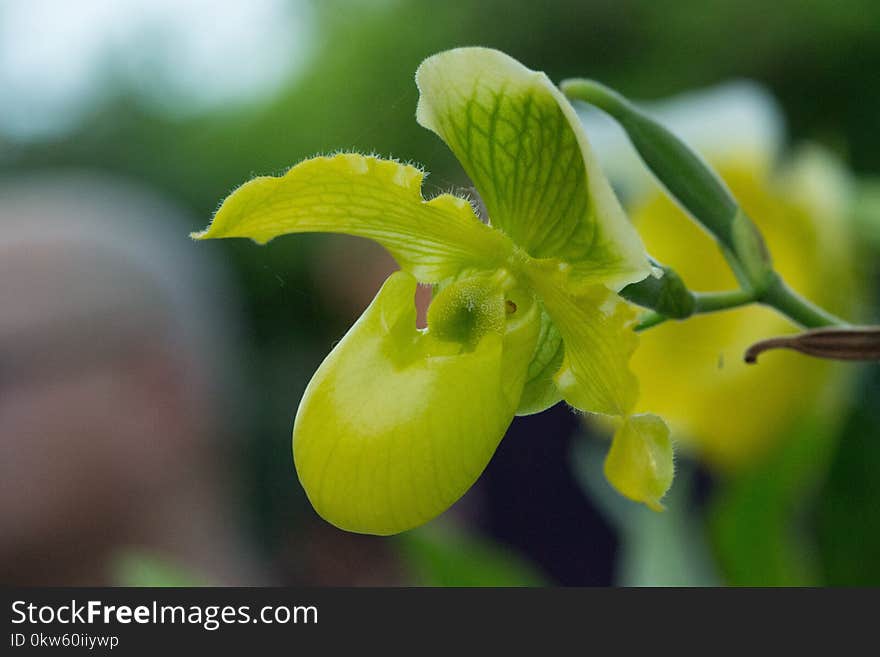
561;78;774;291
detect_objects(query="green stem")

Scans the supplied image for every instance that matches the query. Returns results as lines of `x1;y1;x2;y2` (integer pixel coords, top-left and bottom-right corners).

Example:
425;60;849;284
635;280;848;332
759;277;848;329
635;289;753;332
693;289;755;313
635;311;668;331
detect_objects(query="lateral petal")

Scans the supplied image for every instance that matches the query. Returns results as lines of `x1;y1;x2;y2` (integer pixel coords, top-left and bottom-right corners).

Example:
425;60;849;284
193;153;512;283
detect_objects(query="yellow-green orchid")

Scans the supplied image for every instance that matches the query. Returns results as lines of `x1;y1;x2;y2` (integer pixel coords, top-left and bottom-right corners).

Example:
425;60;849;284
193;47;672;535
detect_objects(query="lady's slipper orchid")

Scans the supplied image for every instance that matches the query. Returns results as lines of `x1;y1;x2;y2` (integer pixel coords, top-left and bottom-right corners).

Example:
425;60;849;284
193;47;672;534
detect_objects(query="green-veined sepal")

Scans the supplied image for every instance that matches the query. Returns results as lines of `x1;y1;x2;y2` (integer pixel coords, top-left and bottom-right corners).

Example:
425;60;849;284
416;47;650;290
193;153;513;283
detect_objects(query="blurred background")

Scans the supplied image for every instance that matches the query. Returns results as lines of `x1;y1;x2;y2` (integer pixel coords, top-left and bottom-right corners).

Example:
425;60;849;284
1;0;879;586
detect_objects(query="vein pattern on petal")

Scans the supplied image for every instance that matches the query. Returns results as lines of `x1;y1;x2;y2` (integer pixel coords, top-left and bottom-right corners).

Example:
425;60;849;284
416;47;649;290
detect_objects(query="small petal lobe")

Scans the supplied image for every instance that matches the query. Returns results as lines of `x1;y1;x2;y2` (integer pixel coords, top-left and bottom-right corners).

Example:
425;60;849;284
604;414;674;511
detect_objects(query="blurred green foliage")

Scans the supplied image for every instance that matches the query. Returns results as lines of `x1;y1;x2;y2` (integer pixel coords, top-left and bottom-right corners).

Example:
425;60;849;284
112;551;210;587
818;366;880;585
398;526;547;587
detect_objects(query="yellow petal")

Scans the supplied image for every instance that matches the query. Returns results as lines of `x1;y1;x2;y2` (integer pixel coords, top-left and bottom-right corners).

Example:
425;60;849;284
524;262;640;416
193;153;512;283
604;414;674;511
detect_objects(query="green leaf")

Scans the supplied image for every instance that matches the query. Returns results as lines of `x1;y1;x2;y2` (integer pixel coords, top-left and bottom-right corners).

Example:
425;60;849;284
709;411;839;585
416;47;650;290
193;153;512;283
818;378;880;585
397;523;547;586
293;271;540;535
111;550;209;587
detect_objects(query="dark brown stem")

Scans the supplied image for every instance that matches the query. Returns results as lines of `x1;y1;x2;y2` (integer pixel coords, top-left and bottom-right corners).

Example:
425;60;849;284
745;327;880;364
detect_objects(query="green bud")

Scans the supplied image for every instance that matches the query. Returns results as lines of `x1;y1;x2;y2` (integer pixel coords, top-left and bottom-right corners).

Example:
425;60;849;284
620;263;695;319
560;78;774;291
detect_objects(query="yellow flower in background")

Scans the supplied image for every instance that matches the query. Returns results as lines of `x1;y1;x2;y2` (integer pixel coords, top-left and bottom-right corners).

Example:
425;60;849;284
631;145;858;469
579;83;861;469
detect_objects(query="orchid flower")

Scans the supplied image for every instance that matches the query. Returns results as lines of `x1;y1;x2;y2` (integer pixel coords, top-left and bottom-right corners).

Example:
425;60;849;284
193;48;672;535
